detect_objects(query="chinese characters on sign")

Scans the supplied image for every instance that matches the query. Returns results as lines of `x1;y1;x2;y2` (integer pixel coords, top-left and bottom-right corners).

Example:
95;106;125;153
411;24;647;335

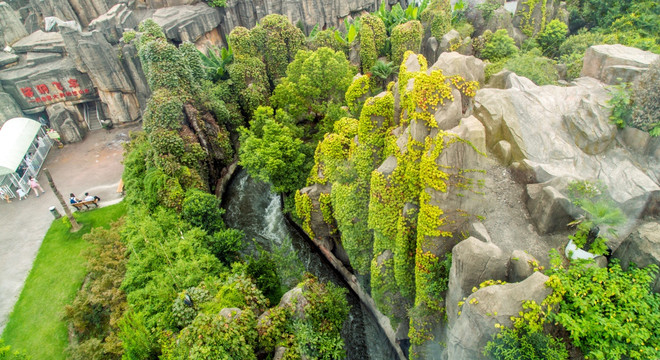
20;78;92;104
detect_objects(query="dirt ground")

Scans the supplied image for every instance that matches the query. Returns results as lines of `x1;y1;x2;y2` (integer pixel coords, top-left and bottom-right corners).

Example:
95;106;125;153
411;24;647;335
0;123;140;334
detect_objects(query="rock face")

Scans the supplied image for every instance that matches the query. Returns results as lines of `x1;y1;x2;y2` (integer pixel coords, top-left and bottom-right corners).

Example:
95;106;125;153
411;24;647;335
11;30;65;53
581;45;660;85
46;102;85;143
88;3;137;44
512;0;561;37
0;92;23;126
446;237;509;326
447;272;552;360
473;74;660;230
60;27;140;124
152;3;222;44
0;2;28;45
219;0;378;37
613;221;660;293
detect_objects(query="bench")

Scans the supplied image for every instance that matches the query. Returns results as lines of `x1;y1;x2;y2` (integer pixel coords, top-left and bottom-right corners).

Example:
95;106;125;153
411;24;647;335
71;199;99;211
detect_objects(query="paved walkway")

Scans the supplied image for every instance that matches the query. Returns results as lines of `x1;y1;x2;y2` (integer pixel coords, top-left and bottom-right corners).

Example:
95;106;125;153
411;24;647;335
0;124;139;334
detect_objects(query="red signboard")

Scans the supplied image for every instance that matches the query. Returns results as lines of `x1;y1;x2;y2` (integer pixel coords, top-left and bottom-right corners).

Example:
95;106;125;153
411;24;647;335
20;78;92;104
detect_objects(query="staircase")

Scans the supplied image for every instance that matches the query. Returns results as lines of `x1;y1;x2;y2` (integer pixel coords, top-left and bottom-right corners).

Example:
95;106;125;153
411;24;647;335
84;102;103;130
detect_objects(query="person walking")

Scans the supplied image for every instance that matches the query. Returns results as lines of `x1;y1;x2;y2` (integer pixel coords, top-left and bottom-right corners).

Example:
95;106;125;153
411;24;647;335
17;188;28;200
28;176;45;197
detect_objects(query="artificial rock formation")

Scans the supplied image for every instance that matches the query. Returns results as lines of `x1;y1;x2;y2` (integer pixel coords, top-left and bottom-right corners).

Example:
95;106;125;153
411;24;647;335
88;3;137;44
581;44;660;85
152;3;222;44
613;221;660;293
447;272;552;360
0;2;28;45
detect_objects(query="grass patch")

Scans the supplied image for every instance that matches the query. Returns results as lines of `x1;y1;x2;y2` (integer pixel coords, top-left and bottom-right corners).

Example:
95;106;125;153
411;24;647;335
1;202;127;359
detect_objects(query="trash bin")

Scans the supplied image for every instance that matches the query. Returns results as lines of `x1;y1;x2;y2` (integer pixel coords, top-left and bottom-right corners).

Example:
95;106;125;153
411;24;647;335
49;206;61;219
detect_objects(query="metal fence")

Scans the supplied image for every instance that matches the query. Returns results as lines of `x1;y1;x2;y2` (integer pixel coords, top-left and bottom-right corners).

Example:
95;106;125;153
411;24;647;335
0;127;53;198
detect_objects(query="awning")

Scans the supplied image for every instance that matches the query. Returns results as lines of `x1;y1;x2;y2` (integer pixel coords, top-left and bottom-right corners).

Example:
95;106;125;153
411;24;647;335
0;117;42;176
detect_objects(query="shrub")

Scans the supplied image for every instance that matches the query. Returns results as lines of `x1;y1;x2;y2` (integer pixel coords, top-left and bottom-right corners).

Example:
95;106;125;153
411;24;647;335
481;29;518;62
207;228;244;264
0;339;30;360
547;259;660;360
391;20;423;67
246;253;283;306
504;50;558;85
607;82;633;129
420;0;451;39
536;19;568;58
630;59;660;136
484;325;569;360
182;189;225;234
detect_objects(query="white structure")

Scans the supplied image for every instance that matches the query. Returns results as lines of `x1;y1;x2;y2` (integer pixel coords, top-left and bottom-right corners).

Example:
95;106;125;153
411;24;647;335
0;117;53;198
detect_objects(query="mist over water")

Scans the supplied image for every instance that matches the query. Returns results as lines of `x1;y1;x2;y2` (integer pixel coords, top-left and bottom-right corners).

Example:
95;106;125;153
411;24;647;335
223;169;398;360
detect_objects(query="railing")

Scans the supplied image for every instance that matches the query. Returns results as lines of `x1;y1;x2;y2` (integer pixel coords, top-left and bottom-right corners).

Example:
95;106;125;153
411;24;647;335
3;127;53;197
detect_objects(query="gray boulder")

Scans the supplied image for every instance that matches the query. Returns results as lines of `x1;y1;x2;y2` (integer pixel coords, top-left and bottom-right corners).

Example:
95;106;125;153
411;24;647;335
447;272;552;360
218;307;242;320
60;28;140;124
0;52;19;68
152;4;222;44
613;222;660;293
581;44;660;85
430;51;486;85
0;92;23;126
439;29;460;53
11;30;65;53
88;4;137;45
485;70;535;90
473;76;660;218
508;250;540;283
47;102;85;143
446;237;509;326
526;183;573;235
512;0;561;37
298;183;337;252
0;2;27;46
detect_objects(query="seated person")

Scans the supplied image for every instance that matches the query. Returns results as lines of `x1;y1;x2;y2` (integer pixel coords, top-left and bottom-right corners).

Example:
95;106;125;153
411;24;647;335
70;193;80;204
84;192;101;202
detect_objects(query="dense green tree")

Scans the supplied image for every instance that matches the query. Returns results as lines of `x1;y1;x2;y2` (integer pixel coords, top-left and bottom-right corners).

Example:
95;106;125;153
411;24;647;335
270;47;354;123
238;112;309;193
481;29;519;61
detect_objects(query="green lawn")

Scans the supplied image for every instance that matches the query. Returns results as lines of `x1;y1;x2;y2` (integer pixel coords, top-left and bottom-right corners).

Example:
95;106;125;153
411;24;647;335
2;202;127;359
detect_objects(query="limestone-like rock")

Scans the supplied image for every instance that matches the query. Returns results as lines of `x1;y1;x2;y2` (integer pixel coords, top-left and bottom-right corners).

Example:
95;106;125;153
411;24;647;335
434;87;461;130
508;250;539;283
219;0;377;39
473;76;660;217
581;45;660;85
11;31;65;53
439;29;460;53
447;272;552;360
493;139;511;165
67;0;118;28
0;2;27;46
422;36;439;64
273;347;287;360
459;115;486;154
298;183;337;252
430;51;486;85
486;70;535;90
512;0;561;37
613;222;660;292
120;43;150;110
0;53;19;68
619;127;651;155
562;97;616;155
218;307;242;320
0;92;23;126
468;221;491;243
60;28;140;124
88;4;137;45
526;183;572;234
152;4;222;44
27;0;79;29
446;237;509;326
47;102;85;143
278;287;308;319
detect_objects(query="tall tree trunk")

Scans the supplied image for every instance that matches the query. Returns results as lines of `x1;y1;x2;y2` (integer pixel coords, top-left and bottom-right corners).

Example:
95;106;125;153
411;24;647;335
43;168;81;232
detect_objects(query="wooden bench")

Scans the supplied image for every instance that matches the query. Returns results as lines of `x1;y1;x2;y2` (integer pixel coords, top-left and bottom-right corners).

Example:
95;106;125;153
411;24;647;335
71;199;99;211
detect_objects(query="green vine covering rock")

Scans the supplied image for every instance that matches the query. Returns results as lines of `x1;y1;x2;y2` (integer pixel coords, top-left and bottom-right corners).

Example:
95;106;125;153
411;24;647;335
420;0;451;39
391;20;423;69
359;14;388;73
517;0;549;37
318;193;334;228
294;191;314;238
345;74;372;115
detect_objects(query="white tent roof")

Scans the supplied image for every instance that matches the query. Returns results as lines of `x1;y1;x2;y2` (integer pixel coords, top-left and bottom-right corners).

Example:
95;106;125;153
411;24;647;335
0;118;42;176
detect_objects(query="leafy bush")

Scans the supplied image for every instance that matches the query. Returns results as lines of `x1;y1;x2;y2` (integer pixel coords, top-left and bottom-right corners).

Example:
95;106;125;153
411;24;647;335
630;59;660;136
484;325;569;360
476;0;502;22
0;339;30;360
503;50;559;85
207;228;244;264
481;29;518;62
607;82;633;128
547;259;660;360
182;189;225;234
536;19;568;58
246;254;283;306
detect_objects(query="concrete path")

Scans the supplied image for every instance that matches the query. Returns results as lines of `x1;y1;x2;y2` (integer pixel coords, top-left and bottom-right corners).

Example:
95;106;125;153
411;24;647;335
0;124;140;334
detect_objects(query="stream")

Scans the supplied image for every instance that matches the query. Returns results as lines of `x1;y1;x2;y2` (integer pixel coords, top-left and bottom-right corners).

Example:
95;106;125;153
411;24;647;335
223;169;398;360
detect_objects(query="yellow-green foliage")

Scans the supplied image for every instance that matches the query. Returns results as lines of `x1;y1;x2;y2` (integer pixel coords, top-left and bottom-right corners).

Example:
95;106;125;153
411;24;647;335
370;252;400;324
250;14;306;85
228;27;256;58
307;118;357;185
391;20;423;66
330;182;372;274
369;170;402;253
517;0;549;37
394;206;417;300
294;191;314;239
420;0;452;39
359;14;387;73
318;193;334;229
345;74;372;115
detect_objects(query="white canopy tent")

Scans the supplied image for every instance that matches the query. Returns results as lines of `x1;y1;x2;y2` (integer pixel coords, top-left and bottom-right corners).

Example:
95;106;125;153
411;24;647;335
0;118;52;198
0;118;42;176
